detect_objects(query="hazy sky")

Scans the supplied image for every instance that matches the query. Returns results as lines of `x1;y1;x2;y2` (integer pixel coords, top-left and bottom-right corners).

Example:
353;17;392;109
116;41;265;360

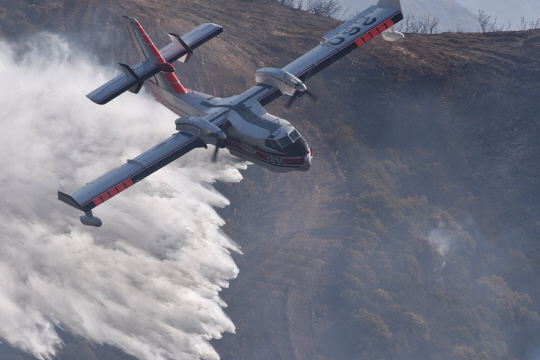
453;0;539;27
338;0;540;32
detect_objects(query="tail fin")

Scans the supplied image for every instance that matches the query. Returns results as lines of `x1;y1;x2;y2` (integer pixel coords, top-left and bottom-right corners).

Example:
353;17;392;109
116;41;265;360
123;16;187;94
86;19;222;105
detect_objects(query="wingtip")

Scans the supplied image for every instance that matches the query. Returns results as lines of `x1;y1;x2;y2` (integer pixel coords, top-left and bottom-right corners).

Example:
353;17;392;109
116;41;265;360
86;94;106;105
58;191;85;211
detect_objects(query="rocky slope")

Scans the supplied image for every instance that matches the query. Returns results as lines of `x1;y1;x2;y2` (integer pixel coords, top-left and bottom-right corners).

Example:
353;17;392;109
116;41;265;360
1;1;540;359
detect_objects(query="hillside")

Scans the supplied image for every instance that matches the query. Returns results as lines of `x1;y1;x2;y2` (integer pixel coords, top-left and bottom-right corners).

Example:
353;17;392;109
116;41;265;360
1;1;540;360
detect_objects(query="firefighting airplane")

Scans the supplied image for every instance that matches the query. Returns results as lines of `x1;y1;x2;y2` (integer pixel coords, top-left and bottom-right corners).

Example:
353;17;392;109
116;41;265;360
58;0;404;226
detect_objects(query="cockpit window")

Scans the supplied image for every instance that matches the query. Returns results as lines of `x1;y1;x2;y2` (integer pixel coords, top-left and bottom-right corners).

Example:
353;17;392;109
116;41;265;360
289;130;300;142
267;130;301;149
265;139;280;150
278;135;293;148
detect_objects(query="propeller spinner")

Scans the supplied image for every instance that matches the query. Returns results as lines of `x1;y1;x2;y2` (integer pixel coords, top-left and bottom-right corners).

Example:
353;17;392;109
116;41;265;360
254;68;319;109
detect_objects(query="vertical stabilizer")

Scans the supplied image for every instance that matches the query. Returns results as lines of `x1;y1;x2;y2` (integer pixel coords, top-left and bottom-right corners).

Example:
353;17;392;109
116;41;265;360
122;16;188;94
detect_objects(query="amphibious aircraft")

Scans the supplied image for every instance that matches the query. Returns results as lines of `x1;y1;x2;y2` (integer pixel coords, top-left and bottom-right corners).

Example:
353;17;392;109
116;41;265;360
58;0;404;226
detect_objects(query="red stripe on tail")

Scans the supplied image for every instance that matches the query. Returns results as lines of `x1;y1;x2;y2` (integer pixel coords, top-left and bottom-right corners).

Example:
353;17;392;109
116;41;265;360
165;73;187;94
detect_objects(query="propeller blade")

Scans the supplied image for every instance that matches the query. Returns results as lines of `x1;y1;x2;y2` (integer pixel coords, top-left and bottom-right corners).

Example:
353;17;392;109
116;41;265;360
211;132;227;163
285;90;300;109
305;89;319;103
212;145;220;163
285;96;297;109
285;89;319;109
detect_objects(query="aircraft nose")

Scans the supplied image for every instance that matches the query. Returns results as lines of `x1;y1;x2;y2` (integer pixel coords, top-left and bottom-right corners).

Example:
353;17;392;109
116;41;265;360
298;149;312;172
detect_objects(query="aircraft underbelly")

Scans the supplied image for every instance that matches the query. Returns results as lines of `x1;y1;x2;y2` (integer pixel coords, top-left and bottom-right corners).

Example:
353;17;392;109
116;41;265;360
226;140;308;173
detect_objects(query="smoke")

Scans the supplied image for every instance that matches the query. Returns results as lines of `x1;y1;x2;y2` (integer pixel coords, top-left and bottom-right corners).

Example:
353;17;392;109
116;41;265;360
0;34;246;360
427;227;452;267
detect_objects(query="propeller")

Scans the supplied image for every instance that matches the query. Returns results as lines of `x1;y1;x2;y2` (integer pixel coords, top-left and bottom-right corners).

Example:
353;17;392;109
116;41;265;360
285;88;319;109
212;132;227;163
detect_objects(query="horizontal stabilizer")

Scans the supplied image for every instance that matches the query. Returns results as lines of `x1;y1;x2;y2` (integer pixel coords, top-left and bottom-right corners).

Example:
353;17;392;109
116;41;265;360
87;22;223;105
168;33;193;63
118;63;144;93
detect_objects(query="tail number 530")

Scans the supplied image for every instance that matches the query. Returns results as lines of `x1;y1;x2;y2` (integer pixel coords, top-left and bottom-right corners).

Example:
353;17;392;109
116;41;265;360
267;155;284;165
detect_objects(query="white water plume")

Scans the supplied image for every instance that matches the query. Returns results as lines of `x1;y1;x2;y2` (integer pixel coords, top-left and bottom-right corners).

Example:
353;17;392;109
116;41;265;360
0;34;246;360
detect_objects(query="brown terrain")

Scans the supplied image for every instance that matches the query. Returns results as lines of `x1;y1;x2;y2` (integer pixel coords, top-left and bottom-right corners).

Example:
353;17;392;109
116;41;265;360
1;0;540;359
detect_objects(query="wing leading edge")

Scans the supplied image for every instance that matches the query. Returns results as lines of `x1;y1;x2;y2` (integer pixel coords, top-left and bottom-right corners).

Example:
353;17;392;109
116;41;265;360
257;0;403;106
58;132;206;213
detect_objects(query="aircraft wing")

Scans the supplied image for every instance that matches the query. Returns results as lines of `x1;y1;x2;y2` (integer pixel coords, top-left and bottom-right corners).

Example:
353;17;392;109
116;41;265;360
258;0;403;106
58;133;206;213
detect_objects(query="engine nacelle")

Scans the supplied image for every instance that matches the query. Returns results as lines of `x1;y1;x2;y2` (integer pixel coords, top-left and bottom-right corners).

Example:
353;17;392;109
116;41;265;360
255;68;306;96
175;116;221;135
175;116;226;146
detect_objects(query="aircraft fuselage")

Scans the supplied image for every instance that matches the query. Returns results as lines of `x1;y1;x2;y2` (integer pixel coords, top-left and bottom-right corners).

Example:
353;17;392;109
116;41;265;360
177;84;312;172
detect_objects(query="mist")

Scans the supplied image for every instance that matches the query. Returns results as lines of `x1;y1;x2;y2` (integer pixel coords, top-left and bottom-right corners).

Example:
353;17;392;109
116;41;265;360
0;33;246;360
337;0;540;32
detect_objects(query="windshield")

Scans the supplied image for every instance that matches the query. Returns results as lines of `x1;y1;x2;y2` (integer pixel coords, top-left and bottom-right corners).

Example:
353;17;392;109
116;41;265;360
265;139;280;150
277;135;293;148
289;130;300;142
268;130;301;149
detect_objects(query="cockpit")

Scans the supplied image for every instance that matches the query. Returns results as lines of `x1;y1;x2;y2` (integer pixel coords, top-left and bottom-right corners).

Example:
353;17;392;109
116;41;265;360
265;129;309;157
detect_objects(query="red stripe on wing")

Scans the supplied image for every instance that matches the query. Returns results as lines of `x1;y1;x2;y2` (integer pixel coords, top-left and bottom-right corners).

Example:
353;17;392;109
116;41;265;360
91;179;133;207
354;37;366;46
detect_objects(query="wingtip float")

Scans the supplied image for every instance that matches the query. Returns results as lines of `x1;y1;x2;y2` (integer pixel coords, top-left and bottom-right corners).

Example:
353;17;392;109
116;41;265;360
59;0;405;227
